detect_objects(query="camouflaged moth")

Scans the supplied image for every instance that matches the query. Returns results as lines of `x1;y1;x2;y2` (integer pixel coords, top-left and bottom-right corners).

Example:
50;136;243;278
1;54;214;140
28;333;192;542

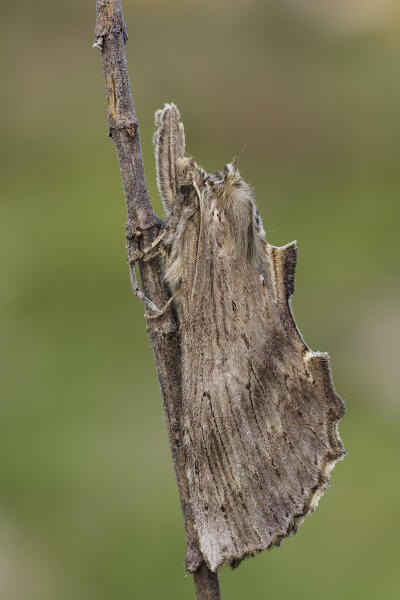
133;104;345;572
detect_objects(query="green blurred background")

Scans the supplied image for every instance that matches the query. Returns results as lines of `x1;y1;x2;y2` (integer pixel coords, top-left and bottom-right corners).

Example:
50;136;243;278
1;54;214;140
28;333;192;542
1;1;399;598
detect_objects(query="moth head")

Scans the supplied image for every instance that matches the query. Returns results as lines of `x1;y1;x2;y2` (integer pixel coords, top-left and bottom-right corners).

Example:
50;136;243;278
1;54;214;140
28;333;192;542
174;157;245;202
204;159;253;207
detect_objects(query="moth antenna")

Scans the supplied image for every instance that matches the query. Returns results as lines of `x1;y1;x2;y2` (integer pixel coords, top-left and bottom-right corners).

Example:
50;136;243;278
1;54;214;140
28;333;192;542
231;144;247;173
231;156;239;173
189;208;201;300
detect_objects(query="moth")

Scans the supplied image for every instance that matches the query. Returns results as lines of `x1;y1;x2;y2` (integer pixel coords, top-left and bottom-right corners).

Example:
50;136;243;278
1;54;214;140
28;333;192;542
135;104;345;572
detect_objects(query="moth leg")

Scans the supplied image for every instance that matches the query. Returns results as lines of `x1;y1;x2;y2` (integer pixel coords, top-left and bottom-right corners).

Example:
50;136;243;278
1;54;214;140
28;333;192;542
144;292;177;320
140;247;165;263
128;246;165;265
125;226;165;314
128;265;162;316
128;229;167;264
143;228;167;251
128;207;186;264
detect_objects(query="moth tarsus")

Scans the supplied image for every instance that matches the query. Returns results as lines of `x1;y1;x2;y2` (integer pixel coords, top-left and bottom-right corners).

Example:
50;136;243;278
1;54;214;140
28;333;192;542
144;293;178;320
147;103;345;572
128;265;161;316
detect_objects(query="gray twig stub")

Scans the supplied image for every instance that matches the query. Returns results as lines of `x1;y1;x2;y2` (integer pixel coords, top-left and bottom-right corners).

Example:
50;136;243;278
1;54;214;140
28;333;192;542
151;103;345;572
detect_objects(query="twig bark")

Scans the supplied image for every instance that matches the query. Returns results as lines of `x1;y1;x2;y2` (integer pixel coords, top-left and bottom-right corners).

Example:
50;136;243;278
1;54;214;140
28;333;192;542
93;1;221;598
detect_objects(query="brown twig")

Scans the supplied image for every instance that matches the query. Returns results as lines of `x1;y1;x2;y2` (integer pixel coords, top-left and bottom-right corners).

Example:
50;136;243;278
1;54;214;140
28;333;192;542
93;1;221;598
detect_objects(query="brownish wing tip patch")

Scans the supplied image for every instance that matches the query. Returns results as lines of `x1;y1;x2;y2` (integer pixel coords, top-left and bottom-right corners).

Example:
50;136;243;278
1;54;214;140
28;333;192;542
283;240;298;297
267;241;298;300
